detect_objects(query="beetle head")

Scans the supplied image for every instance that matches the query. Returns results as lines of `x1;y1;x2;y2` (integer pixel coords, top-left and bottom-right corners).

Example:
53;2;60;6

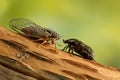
63;39;68;43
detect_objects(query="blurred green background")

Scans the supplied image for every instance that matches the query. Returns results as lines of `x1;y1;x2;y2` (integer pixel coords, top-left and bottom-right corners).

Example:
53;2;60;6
0;0;120;68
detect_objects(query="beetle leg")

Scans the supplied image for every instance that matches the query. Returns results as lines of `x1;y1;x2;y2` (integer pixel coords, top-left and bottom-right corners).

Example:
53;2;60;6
68;46;74;54
62;45;68;51
71;47;74;54
67;45;73;53
68;47;71;53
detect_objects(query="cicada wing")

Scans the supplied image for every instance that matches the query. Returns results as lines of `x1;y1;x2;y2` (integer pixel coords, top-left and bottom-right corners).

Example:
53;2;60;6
9;18;37;34
20;26;50;38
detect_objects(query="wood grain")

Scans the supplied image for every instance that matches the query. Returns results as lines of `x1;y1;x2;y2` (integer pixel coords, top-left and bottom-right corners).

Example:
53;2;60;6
0;26;120;80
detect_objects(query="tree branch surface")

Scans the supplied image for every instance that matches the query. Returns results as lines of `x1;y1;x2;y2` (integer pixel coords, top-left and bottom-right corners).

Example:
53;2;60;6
0;26;120;80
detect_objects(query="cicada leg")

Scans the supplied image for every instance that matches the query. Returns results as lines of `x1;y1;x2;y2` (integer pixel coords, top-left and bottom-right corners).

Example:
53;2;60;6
41;40;47;44
51;39;57;48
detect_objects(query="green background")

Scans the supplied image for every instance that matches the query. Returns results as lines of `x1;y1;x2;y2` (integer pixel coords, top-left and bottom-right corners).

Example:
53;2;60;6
0;0;120;68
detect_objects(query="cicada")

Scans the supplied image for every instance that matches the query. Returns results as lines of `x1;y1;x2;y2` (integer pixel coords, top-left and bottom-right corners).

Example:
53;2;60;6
9;18;60;44
62;38;95;60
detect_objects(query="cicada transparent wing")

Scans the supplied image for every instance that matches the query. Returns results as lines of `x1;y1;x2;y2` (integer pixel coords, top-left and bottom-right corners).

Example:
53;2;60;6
9;18;37;34
9;18;51;38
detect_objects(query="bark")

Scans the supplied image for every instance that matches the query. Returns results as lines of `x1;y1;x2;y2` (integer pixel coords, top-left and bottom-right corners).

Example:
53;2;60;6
0;26;120;80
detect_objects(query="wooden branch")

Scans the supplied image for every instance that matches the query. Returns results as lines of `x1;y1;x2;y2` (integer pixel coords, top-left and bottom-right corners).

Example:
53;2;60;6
0;26;120;80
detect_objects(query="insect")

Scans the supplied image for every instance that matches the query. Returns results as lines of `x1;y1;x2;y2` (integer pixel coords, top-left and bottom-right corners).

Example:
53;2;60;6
9;18;60;44
62;38;95;60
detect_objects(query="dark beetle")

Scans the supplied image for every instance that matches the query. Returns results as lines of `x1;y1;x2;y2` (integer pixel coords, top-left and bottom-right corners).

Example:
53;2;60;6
62;38;94;60
9;18;60;44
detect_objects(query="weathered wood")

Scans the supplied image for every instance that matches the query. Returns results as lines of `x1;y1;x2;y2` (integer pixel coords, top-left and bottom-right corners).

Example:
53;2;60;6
0;26;120;80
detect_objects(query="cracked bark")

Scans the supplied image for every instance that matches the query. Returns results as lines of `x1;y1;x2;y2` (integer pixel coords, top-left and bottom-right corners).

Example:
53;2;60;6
0;26;120;80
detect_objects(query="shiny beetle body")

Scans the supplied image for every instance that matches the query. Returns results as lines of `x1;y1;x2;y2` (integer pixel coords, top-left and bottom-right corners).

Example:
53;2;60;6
63;38;94;60
9;18;60;44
